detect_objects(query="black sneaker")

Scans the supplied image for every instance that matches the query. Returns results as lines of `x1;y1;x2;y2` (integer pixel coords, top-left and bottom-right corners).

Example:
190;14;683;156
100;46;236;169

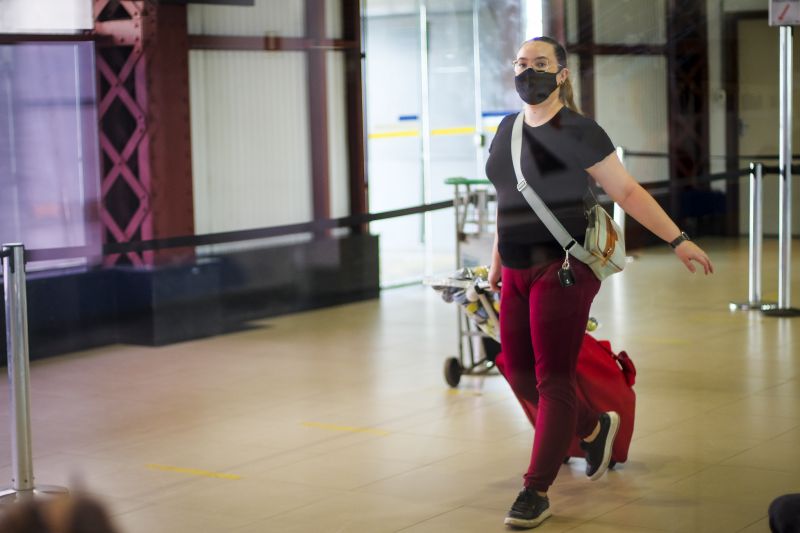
580;411;620;481
503;488;551;529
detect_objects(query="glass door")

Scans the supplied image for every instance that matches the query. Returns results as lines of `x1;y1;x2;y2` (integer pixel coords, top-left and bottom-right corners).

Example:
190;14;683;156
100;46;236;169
364;0;527;286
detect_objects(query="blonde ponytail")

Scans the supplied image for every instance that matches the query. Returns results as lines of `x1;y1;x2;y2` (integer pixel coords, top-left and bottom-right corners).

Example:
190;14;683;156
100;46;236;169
559;77;581;114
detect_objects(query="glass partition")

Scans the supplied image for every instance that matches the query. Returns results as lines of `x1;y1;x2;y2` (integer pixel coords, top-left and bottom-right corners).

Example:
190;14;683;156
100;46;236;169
365;0;528;286
0;42;102;270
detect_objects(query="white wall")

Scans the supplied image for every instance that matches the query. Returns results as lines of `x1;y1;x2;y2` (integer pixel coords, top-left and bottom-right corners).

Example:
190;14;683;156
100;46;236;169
188;0;305;37
327;51;351;223
190;50;312;250
188;0;352;249
0;0;92;33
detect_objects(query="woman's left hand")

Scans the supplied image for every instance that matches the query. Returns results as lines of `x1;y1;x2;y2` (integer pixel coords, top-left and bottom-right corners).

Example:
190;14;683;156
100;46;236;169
674;241;714;275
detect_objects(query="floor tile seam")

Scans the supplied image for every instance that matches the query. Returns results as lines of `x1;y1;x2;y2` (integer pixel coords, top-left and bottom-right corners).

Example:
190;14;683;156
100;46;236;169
715;422;800;459
735;514;769;533
121;475;212;502
391;504;472;532
104;499;153;518
348;460;439;493
557;493;651;529
718;449;800;474
151;431;385;475
655;462;719;492
251;454;423;489
567;511;669;532
634;408;800;437
652;461;800;501
753;377;800;396
111;499;277;529
146;491;321;525
216;489;367;527
367;401;519;430
398;428;506;444
628;414;768;446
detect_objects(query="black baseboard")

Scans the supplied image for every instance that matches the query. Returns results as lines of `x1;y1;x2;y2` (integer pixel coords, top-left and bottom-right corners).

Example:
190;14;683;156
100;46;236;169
0;233;379;361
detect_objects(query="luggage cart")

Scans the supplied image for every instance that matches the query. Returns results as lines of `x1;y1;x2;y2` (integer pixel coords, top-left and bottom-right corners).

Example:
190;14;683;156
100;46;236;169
424;267;501;387
426;268;601;388
427;177;500;387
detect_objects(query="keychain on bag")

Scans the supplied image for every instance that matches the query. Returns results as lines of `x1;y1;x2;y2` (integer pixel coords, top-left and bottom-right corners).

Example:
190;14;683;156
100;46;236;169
558;249;575;288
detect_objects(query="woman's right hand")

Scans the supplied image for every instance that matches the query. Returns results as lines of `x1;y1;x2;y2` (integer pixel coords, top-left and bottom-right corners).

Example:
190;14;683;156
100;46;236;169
488;261;501;292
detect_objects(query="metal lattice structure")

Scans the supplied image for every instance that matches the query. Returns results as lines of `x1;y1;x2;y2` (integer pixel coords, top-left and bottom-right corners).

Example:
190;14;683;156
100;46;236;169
94;0;194;266
94;0;154;266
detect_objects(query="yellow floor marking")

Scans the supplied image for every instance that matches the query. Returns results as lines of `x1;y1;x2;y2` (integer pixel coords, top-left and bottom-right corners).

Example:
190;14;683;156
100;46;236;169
145;464;242;480
302;421;390;436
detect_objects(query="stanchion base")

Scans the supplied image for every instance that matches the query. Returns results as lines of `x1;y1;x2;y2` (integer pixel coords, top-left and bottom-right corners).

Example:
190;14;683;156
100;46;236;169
729;301;776;311
0;485;68;505
761;306;800;317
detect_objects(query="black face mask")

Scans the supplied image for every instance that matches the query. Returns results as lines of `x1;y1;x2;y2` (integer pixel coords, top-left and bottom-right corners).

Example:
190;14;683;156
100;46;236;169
515;68;560;105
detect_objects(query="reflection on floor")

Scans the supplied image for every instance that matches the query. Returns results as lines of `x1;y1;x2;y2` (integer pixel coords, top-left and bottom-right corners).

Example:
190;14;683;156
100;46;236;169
0;238;798;532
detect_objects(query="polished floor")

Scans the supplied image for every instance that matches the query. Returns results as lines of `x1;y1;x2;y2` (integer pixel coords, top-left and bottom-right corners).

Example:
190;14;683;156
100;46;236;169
0;238;799;532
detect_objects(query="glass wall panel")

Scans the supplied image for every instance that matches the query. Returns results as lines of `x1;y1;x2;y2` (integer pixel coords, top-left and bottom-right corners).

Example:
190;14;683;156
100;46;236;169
364;2;426;286
0;42;102;269
365;0;528;285
594;55;669;185
427;0;477;273
593;0;666;45
478;0;524;161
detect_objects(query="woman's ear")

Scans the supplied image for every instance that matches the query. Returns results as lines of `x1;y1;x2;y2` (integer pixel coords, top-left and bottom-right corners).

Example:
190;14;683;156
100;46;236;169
559;67;570;85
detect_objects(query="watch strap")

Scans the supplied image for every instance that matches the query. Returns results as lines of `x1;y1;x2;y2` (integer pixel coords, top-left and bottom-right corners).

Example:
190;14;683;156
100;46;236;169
669;231;690;249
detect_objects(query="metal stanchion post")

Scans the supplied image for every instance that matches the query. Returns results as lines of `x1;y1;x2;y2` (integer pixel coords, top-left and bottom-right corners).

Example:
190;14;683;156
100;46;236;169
730;163;773;311
763;25;800;317
0;244;67;504
613;147;627;235
613;146;634;262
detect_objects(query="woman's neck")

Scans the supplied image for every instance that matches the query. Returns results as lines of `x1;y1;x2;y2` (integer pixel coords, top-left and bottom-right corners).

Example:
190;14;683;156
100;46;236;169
523;97;564;127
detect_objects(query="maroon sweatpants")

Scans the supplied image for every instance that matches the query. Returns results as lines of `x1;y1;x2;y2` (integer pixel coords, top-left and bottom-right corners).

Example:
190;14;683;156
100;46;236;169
497;259;601;492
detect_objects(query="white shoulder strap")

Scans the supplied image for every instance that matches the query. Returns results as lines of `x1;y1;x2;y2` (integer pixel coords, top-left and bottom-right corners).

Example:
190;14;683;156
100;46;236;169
510;111;594;265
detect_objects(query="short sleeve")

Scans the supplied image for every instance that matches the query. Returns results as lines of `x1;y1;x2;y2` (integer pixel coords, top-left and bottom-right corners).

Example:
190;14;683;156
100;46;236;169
488;113;516;154
577;120;615;169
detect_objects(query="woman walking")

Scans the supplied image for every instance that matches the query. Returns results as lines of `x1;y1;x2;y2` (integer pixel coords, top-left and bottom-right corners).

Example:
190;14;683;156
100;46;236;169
485;36;714;529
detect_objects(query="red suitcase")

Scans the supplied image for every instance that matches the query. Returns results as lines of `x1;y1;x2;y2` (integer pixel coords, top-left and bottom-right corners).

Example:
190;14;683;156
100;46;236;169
496;333;636;465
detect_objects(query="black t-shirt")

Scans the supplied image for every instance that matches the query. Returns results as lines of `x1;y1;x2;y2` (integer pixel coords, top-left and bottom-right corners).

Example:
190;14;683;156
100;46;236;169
486;107;615;269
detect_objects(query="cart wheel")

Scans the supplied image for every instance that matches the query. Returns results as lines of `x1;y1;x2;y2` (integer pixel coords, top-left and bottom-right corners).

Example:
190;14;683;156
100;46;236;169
563;457;570;464
608;460;617;470
444;357;463;388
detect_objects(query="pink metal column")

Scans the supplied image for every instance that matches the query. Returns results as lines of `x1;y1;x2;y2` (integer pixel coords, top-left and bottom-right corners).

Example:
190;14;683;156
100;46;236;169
94;0;194;266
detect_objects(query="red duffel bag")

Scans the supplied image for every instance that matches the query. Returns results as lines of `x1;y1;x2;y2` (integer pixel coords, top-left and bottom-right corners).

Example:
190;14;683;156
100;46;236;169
496;333;636;465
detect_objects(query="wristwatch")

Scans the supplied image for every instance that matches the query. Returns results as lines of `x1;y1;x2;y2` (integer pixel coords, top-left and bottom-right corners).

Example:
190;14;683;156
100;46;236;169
669;231;691;249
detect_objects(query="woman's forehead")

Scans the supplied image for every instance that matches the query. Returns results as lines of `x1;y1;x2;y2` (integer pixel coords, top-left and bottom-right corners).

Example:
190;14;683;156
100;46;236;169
517;41;555;60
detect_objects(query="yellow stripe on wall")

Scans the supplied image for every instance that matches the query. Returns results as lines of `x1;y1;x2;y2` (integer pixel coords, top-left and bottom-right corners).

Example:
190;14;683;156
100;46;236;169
431;126;475;136
368;130;420;139
302;421;390;436
146;464;242;480
368;125;498;139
